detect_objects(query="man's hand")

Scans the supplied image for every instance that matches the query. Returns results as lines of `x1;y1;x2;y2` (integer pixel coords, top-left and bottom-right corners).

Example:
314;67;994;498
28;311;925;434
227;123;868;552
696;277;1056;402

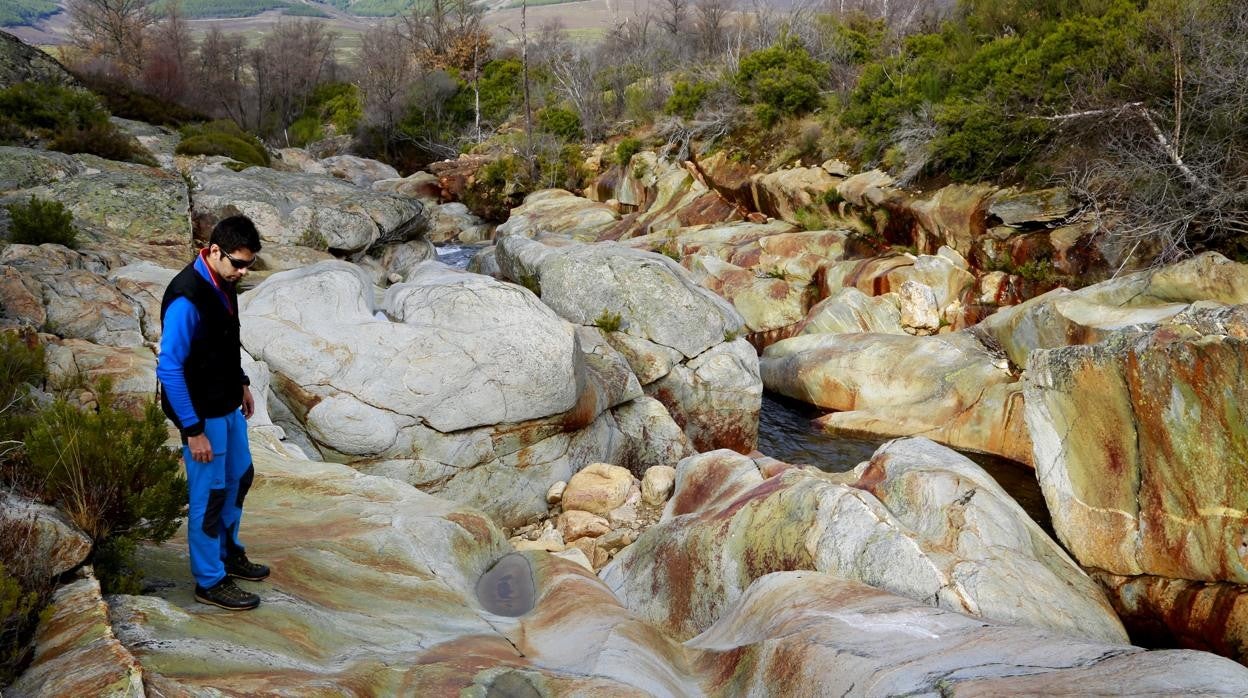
188;434;213;462
242;386;254;420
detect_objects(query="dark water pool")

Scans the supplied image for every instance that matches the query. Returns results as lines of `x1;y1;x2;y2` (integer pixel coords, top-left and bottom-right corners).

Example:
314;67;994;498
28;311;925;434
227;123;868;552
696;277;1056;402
758;392;1053;534
436;243;483;270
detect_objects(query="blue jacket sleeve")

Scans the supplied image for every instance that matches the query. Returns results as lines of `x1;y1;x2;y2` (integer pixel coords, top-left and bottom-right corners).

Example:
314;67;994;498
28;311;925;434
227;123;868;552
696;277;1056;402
157;297;202;434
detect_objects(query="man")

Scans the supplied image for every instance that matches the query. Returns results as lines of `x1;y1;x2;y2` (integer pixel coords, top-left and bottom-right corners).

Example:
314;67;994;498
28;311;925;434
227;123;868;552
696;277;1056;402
157;215;269;611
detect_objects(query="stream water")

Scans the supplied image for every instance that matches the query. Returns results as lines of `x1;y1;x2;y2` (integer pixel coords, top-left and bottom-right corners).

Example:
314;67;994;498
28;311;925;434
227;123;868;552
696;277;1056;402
759;392;1053;534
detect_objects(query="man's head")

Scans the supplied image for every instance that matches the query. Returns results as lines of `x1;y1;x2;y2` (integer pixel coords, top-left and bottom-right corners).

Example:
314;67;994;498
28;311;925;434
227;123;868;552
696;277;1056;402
206;216;262;283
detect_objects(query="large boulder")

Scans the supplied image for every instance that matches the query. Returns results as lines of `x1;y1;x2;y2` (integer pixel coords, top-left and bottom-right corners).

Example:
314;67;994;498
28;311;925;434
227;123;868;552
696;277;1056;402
644;338;762;453
1;245;145;348
2;153;189;267
320;154;399;188
978;252;1248;370
495;189;620;241
1025;306;1248;582
43;336;156;414
0;31;80;90
0;146;85;194
687;571;1248;697
1093;571;1248;665
0;492;92;577
241;260;579;435
603;439;1126;644
497;238;761;452
188;161;425;256
762;331;1031;463
799;287;904;335
499;239;743;360
241;260;687;525
106;262;177;343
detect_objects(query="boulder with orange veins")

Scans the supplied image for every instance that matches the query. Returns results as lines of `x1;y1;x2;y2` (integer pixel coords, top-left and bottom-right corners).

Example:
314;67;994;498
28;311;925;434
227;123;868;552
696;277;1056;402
602;439;1125;644
761;330;1032;464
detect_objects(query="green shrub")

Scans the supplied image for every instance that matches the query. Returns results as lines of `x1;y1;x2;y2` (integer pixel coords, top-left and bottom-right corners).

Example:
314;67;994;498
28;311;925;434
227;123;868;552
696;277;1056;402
0;82;109;132
24;392;186;594
614;137;642;167
734;37;827;119
0;82;152;164
593;308;623;332
176;120;270;167
464;155;525;222
0;561;41;687
76;73;204;126
665;80;714;120
49;122;156;167
5;196;77;248
289;82;362;147
536;106;583;141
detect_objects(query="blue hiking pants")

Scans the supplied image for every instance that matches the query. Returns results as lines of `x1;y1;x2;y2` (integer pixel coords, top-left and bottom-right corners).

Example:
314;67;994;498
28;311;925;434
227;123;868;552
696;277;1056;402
182;409;255;588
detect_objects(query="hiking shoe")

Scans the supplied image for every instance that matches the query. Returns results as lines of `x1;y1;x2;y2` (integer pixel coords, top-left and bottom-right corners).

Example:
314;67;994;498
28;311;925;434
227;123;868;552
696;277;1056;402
225;552;270;582
195;578;260;611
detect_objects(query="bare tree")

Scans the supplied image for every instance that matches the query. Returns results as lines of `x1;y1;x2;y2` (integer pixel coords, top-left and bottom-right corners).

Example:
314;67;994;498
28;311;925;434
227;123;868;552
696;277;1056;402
141;1;193;103
250;20;338;139
1060;1;1248;268
67;0;155;75
357;22;416;158
404;0;487;72
693;0;732;58
194;27;251;126
659;0;689;36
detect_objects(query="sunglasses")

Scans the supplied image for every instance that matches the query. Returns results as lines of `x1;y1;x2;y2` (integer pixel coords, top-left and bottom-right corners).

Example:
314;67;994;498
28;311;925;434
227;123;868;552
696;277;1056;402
219;247;257;269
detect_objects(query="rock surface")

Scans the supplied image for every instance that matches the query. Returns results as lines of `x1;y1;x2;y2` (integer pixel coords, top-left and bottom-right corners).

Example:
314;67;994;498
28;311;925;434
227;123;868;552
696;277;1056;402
8;568;144;698
1026;308;1248;582
0;492;92;577
188;161;425;255
687;571;1248;697
762;331;1030;463
604;439;1126;644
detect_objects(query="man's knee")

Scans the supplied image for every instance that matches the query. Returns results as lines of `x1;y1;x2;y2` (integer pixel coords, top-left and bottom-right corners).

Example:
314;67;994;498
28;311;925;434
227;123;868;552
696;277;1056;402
203;488;228;535
236;465;255;508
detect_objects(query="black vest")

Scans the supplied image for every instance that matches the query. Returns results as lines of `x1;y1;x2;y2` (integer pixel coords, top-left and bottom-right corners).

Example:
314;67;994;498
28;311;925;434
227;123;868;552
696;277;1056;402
159;261;244;427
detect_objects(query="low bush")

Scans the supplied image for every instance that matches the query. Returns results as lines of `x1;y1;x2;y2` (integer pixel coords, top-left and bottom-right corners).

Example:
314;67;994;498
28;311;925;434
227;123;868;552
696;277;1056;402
76;73;204;127
464;155;525;223
49;122;156;167
734;38;827;120
536;106;583;142
593;308;623;332
614;137;642;167
0;82;109;133
24;388;186;594
0;82;153;164
176;120;270;167
5;196;78;248
665;79;714;120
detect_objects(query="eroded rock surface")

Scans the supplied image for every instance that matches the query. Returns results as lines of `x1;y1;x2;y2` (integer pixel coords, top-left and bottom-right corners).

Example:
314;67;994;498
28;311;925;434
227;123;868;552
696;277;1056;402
603;439;1125;644
1026;308;1248;582
188;161;425;255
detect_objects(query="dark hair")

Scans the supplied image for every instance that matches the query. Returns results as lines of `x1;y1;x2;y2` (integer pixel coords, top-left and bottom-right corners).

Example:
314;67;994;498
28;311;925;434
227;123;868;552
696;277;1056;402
210;215;262;254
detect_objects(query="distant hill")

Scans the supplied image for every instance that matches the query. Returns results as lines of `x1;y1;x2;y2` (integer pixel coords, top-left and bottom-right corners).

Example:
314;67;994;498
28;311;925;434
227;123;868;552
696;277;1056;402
0;0;587;26
0;0;59;27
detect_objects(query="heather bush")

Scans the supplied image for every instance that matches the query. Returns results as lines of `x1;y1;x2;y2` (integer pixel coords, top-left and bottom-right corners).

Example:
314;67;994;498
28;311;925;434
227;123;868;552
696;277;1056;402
5;196;78;249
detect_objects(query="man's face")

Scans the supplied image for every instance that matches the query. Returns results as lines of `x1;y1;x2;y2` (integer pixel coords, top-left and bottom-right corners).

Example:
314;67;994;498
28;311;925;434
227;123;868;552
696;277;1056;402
208;244;256;283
